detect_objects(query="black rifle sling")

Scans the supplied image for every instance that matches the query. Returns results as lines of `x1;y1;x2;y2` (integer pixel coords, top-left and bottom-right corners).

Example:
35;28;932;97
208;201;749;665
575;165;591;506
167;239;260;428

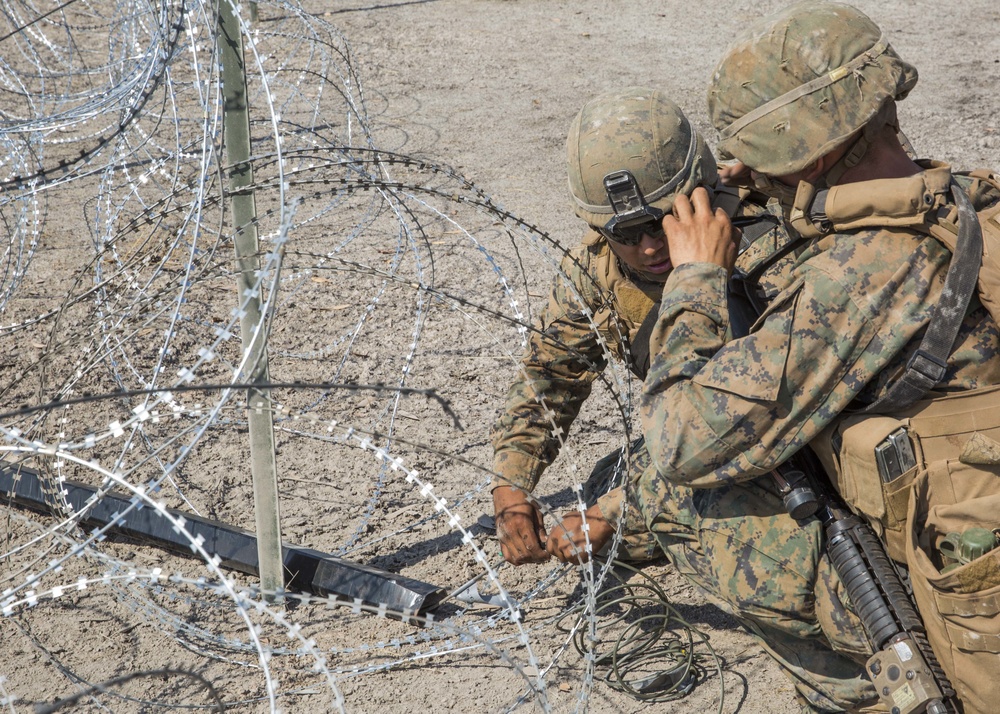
862;182;983;413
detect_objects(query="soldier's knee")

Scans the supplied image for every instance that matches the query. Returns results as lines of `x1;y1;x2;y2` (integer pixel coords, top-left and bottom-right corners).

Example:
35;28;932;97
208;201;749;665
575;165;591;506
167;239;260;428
698;527;818;629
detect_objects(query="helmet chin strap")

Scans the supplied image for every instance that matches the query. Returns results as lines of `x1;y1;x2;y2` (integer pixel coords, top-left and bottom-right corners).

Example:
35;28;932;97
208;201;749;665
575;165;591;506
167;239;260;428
820;131;871;188
750;172;799;214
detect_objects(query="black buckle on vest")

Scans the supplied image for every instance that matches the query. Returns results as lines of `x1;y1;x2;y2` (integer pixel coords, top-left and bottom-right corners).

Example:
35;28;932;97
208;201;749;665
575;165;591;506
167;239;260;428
907;349;948;385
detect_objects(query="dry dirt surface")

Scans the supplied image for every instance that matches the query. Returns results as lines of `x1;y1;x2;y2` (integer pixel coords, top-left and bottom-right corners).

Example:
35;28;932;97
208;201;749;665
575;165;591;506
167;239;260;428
0;1;997;713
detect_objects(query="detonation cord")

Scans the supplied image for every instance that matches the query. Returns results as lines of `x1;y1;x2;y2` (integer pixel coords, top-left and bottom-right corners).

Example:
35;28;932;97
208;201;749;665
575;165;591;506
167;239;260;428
555;558;725;710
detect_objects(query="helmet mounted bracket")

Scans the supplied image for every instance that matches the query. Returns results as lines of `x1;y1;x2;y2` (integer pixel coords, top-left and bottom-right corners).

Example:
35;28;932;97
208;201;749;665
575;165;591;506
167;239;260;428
601;170;664;245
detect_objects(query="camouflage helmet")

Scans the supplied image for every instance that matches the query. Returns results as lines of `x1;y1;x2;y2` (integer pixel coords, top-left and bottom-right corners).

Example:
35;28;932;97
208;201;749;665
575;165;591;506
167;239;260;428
567;87;717;229
708;1;918;176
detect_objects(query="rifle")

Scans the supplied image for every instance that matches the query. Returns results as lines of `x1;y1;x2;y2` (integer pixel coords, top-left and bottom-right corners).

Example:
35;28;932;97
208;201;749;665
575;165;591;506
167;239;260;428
728;236;958;714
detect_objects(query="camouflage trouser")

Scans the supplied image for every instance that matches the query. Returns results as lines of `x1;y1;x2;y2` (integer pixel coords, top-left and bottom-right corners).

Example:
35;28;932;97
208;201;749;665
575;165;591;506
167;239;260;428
600;440;882;713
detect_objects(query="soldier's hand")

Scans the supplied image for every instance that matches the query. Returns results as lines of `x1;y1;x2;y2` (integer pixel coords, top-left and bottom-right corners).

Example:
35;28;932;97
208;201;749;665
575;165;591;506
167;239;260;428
661;187;737;271
545;505;615;565
719;161;752;187
493;486;550;565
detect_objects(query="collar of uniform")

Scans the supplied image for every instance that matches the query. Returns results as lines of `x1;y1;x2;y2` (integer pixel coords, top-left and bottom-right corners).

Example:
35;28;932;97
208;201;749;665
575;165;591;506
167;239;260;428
790;163;953;238
581;226;604;247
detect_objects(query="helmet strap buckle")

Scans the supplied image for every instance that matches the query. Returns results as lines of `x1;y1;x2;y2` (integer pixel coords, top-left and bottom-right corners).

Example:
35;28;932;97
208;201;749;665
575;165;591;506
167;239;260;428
789;180;832;238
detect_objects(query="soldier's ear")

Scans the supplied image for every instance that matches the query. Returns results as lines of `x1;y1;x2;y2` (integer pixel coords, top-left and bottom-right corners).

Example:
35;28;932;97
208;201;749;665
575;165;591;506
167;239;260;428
803;157;827;183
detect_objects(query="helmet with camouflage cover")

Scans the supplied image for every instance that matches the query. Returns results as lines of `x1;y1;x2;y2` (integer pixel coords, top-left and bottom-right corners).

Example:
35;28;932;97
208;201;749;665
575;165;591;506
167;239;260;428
567;87;717;229
707;1;918;177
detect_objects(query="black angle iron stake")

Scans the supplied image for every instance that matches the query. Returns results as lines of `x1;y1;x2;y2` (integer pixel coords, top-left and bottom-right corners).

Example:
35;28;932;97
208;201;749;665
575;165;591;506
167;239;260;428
0;464;445;616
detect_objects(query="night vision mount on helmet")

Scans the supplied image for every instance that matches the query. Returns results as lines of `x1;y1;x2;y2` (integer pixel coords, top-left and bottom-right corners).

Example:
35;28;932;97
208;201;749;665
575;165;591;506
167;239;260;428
566;87;717;231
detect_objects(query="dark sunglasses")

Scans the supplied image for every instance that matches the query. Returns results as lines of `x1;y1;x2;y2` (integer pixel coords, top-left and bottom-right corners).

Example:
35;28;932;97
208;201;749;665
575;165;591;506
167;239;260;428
596;213;665;246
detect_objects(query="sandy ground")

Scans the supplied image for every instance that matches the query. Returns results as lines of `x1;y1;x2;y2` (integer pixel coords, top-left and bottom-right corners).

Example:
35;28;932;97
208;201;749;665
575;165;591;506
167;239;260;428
0;1;998;713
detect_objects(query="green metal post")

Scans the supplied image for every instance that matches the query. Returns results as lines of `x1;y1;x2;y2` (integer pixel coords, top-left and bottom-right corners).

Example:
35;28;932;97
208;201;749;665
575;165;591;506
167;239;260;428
217;0;284;601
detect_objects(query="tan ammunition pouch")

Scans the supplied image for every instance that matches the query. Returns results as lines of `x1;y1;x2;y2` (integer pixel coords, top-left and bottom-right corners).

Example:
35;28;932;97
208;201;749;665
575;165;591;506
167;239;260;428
902;387;1000;714
814;385;1000;710
906;452;1000;713
814;386;1000;558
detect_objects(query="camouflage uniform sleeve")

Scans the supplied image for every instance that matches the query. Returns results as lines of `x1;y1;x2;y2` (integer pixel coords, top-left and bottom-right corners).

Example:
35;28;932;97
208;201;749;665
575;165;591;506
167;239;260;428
594;486;624;527
491;248;610;493
639;230;959;489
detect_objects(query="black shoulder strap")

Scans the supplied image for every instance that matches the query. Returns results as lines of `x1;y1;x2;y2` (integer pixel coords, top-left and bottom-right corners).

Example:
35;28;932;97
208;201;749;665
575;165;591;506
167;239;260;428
861;182;983;413
628;300;661;381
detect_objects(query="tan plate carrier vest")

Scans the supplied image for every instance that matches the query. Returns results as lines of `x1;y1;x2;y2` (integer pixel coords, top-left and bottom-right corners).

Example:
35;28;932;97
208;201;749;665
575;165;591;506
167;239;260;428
806;170;1000;713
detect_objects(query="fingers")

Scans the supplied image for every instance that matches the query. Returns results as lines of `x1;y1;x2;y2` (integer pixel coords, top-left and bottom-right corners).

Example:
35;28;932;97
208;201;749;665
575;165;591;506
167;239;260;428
670;186;712;220
661;187;735;270
688;186;714;215
661;212;679;236
664;188;718;229
493;487;550;565
670;191;694;222
545;514;591;564
493;488;619;566
546;508;616;564
719;161;751;186
498;528;549;565
497;510;550;564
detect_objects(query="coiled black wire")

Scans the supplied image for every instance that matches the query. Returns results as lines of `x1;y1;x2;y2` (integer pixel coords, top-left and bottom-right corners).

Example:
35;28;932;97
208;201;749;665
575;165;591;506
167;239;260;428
556;559;725;709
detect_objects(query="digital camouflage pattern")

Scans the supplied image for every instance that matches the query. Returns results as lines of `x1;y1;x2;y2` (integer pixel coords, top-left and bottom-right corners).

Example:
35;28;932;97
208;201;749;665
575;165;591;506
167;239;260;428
641;4;1000;710
638;465;878;711
489;196;886;708
584;422;879;710
708;1;917;176
490;192;789;501
579;439;660;561
493;85;719;508
490;229;658;497
566;87;718;228
638;166;1000;710
489;191;792;557
639;166;1000;490
495;80;900;711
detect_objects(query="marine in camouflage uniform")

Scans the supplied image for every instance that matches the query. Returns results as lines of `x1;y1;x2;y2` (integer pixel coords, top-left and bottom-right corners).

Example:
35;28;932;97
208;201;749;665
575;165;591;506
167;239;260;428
491;86;720;565
638;2;1000;711
491;87;794;563
491;88;877;710
490;227;669;564
491;215;798;559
